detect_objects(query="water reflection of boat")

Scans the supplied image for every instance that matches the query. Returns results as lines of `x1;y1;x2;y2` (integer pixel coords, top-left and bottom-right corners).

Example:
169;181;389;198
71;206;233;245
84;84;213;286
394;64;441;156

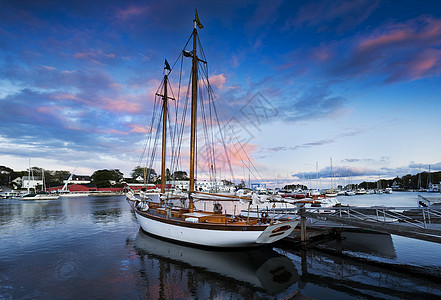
133;231;299;294
335;232;396;258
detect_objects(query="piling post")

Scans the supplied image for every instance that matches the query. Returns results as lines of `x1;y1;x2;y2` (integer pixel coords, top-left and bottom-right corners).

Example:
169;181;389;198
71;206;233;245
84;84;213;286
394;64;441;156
300;206;307;245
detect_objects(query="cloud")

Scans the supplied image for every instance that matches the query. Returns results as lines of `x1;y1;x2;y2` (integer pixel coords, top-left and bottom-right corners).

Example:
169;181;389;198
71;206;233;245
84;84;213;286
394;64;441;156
126;124;153;134
287;0;379;33
73;49;116;62
208;74;226;89
264;126;376;154
408;162;441;171
333;17;441;82
266;138;335;153
115;5;149;21
282;84;346;122
101;97;143;113
340;157;390;164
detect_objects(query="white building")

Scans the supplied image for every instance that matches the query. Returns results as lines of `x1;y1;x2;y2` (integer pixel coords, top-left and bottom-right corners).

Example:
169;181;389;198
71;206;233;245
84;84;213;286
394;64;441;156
168;180;235;193
63;175;91;185
21;176;43;190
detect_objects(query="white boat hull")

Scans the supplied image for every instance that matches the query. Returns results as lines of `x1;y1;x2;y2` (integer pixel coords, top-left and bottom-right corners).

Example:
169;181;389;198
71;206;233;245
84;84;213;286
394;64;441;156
59;193;89;197
21;194;60;200
134;209;297;248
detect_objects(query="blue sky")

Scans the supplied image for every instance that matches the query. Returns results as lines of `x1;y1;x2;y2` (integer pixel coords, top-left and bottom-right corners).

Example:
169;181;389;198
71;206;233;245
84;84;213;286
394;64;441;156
1;0;441;187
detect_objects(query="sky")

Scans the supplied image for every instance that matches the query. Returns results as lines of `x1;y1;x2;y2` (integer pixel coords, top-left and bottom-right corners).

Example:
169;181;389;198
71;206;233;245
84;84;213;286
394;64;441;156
1;0;441;188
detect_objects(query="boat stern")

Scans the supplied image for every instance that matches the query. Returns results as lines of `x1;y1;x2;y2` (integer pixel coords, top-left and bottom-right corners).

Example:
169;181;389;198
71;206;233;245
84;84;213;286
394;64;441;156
256;221;298;244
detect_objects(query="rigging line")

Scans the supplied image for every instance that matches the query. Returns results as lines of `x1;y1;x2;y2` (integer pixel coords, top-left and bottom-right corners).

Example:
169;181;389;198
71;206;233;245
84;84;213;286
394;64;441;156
207;82;262;180
171;54;187;172
170;32;193;71
164;78;179;175
146;97;162;181
138;84;162;167
201;71;236;183
198;70;217;182
227;119;262;180
149;103;164;181
170;58;182;173
198;81;214;181
200;65;218;182
171;64;191;177
139;92;161;172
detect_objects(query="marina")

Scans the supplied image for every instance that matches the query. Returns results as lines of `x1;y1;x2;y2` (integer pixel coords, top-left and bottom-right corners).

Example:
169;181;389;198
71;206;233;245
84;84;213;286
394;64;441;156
1;192;441;299
2;2;441;300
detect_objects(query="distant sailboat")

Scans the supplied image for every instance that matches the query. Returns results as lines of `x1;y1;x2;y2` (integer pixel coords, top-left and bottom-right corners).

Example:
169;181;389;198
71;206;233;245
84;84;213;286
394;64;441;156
325;158;338;197
58;172;89;197
21;166;59;200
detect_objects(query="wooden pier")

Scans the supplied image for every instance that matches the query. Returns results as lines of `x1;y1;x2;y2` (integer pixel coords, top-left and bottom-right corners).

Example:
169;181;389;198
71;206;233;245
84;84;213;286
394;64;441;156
300;206;441;244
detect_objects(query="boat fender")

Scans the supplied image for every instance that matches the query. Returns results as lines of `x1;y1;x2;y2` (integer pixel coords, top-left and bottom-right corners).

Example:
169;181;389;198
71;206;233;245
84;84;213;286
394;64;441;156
261;212;269;223
137;201;149;211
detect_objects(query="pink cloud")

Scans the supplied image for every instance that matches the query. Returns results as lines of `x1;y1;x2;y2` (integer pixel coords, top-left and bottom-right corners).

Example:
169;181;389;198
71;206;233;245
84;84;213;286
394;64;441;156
108;129;128;135
408;49;441;80
101;98;142;113
41;65;56;71
337;17;441;82
358;30;409;51
36;106;56;114
208;74;226;89
52;93;79;101
116;5;149;21
313;46;333;61
357;17;441;52
127;124;153;134
109;83;122;90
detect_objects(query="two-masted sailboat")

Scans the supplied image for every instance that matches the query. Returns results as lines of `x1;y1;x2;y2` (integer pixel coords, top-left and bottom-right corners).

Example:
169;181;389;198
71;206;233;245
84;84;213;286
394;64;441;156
127;11;297;248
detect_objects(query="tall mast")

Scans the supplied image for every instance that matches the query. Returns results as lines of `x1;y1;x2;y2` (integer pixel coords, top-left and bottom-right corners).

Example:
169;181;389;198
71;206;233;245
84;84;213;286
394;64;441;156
187;10;204;212
155;58;172;203
330;158;333;191
189;25;198;194
27;158;30;194
160;73;168;194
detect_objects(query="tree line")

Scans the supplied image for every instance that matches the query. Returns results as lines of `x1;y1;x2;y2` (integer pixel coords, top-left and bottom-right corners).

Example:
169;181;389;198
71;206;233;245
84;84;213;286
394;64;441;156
0;165;191;189
357;171;441;190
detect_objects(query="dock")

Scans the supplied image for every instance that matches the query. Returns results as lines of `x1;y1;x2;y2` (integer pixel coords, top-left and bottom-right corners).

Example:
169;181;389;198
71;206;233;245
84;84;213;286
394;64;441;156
298;206;441;244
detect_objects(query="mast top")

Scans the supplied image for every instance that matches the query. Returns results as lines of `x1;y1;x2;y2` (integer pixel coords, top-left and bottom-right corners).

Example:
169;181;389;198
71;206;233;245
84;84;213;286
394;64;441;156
194;9;203;29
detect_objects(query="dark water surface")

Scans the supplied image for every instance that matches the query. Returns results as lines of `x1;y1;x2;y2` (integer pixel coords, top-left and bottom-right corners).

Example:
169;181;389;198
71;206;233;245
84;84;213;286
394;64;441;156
1;193;441;299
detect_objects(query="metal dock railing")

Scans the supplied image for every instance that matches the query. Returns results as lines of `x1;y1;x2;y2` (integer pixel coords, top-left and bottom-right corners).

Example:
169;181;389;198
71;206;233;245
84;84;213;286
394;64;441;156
300;206;441;243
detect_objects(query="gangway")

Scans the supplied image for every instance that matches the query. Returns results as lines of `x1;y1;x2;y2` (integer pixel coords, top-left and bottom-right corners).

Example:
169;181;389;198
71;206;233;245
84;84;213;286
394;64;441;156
301;206;441;244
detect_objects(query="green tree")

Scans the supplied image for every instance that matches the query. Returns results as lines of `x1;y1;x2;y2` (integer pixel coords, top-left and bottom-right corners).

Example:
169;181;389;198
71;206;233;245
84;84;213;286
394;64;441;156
91;169;124;188
44;170;70;187
172;170;188;180
0;166;14;185
131;166;157;183
236;180;245;189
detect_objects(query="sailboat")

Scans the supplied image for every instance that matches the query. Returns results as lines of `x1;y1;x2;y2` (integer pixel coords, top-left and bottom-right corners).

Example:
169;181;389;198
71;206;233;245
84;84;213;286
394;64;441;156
127;11;297;248
21;167;59;200
58;172;89;197
325;158;338;197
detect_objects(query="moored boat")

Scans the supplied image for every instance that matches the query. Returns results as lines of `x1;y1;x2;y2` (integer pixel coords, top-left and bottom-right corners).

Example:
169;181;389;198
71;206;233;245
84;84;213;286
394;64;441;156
21;191;59;200
21;166;59;200
128;11;297;248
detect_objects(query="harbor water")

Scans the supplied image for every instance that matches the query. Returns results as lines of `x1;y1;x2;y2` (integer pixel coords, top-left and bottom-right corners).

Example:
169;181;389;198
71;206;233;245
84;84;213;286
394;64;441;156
1;192;441;299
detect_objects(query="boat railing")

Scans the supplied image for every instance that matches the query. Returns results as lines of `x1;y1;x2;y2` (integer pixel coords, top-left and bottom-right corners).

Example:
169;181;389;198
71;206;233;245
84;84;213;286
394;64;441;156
304;206;441;230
